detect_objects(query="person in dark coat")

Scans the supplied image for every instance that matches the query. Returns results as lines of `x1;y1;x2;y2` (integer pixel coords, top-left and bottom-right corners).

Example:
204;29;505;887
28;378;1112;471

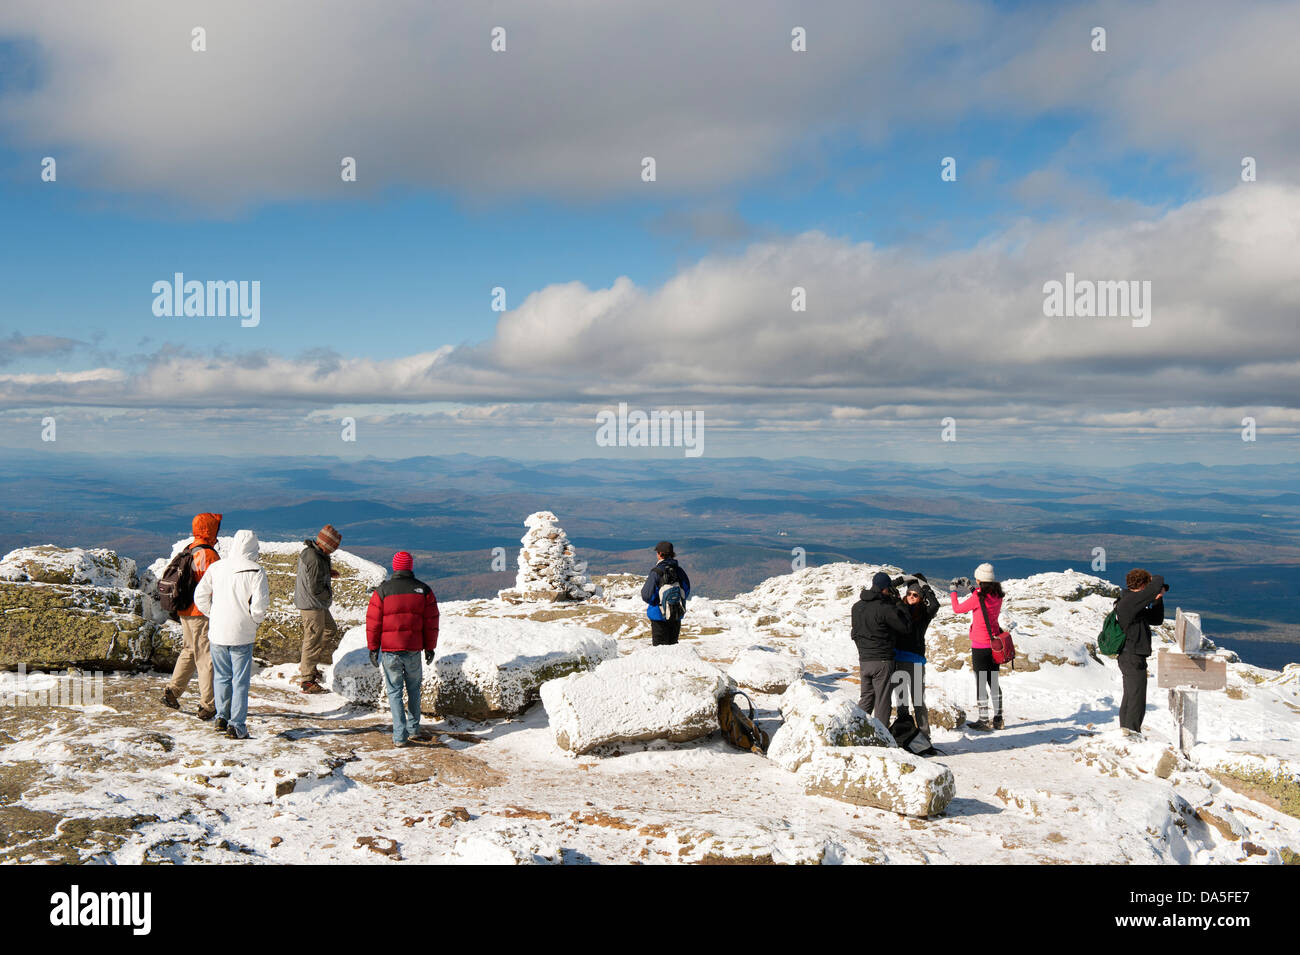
366;551;440;747
851;571;912;726
1114;568;1167;735
893;576;940;740
641;542;691;646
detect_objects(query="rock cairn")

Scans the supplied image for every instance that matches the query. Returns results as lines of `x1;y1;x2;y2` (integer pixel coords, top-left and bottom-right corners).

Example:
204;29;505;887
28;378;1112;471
501;511;599;602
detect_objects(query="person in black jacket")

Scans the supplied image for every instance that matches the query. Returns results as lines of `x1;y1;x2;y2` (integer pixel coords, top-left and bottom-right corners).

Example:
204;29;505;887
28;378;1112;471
892;576;940;740
641;542;692;646
1114;568;1168;735
851;571;912;725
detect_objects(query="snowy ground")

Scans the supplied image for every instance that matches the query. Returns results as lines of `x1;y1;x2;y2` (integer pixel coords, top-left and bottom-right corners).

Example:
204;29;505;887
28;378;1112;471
1;562;1297;864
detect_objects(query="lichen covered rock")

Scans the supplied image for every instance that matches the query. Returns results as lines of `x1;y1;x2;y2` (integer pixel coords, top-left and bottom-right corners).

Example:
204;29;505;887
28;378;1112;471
0;546;139;589
540;644;734;755
767;680;895;773
331;619;617;721
800;747;956;817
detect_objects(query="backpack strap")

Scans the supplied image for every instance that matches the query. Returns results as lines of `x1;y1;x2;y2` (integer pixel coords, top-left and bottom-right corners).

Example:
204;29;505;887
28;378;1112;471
976;591;998;639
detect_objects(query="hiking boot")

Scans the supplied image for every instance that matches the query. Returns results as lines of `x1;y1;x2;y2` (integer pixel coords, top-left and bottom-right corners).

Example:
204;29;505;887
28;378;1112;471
161;689;180;710
300;680;327;695
410;730;434;742
393;738;409;749
967;719;993;732
992;715;1004;730
197;706;216;721
215;717;228;732
226;724;250;740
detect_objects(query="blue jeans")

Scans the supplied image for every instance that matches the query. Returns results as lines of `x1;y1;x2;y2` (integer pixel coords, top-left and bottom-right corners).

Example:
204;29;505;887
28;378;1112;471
211;643;253;735
381;651;422;743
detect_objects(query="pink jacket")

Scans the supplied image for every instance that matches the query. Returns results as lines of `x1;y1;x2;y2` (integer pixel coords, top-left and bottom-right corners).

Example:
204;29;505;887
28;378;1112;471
951;590;1003;649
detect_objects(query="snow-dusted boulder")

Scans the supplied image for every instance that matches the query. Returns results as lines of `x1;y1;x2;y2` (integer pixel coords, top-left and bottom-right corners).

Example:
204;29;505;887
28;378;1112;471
800;747;956;817
540;644;734;755
767;680;895;773
331;618;617;721
500;511;599;602
0;546;138;589
923;688;967;731
1003;570;1120;603
728;645;803;694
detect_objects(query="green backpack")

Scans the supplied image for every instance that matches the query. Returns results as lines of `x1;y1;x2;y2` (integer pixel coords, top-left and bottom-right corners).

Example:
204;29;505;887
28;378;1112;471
1098;600;1126;656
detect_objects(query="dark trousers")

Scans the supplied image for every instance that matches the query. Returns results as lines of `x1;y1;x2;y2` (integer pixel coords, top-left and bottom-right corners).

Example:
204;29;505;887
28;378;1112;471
1118;652;1148;731
650;618;682;646
857;656;894;727
891;661;930;737
971;647;1002;720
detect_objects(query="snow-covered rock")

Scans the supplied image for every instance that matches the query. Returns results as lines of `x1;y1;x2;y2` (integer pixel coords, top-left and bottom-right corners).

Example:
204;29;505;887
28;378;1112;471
800;747;956;817
767;680;895;773
500;511;599;602
442;824;562;864
728;644;803;694
540;644;734;755
0;545;138;589
331;619;617;721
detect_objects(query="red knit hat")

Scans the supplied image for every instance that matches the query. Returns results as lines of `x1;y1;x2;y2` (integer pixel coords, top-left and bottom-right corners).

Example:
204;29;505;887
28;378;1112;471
316;524;342;554
392;551;413;572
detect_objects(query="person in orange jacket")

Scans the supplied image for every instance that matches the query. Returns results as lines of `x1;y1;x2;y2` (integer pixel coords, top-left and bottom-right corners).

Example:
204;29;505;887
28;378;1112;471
162;512;222;720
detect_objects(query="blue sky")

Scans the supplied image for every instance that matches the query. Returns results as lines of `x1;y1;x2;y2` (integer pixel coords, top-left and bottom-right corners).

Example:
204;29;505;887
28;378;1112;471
0;1;1296;463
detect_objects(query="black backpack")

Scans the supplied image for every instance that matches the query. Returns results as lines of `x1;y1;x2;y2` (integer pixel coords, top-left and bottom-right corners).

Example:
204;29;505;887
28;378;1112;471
157;543;216;620
657;563;687;622
719;690;770;755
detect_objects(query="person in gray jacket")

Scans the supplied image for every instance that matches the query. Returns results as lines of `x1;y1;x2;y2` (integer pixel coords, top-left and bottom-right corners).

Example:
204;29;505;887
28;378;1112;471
294;524;341;694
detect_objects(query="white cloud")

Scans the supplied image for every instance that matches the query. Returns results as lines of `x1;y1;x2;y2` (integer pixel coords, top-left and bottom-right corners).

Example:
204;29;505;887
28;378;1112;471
4;184;1297;438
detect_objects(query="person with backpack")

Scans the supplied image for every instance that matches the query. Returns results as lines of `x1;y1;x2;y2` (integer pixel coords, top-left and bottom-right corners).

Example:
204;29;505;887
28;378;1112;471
950;562;1005;731
295;524;342;694
851;572;912;726
193;529;269;740
641;542;691;645
160;512;222;719
892;575;940;749
1114;568;1168;736
366;551;440;748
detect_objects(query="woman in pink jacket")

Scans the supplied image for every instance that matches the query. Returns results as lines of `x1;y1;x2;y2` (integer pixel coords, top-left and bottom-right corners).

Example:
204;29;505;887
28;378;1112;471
950;562;1004;731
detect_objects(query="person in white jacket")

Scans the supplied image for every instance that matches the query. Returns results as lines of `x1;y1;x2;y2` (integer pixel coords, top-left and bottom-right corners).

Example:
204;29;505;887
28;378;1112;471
194;529;270;740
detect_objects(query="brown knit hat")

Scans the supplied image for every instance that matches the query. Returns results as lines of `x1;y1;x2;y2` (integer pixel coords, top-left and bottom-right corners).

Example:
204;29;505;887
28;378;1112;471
316;524;342;554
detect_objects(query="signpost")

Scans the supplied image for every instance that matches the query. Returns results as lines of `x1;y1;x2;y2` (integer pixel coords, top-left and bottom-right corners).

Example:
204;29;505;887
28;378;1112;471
1158;609;1229;756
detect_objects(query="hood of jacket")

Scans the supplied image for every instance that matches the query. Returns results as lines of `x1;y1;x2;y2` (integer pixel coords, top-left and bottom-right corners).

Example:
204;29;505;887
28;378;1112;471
231;529;260;565
859;585;892;602
192;512;222;545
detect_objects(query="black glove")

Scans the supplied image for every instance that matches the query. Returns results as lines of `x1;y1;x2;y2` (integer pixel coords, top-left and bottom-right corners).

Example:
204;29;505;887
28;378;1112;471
890;575;906;588
424;650;434;665
913;572;928;583
369;650;379;668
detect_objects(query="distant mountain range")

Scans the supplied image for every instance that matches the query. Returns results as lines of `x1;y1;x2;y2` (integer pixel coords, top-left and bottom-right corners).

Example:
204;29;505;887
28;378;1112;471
2;451;1296;668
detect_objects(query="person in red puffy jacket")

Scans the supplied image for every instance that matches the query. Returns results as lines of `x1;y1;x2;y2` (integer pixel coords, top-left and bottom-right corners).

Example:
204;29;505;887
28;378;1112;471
366;551;439;747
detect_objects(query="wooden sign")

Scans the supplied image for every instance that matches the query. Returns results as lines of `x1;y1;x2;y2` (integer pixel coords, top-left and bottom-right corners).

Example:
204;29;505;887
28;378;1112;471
1157;647;1227;691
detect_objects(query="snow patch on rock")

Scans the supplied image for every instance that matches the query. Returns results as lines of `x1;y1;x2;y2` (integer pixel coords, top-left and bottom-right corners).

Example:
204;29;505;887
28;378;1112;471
728;644;803;694
799;747;956;817
541;644;734;755
767;680;895;773
0;546;139;590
